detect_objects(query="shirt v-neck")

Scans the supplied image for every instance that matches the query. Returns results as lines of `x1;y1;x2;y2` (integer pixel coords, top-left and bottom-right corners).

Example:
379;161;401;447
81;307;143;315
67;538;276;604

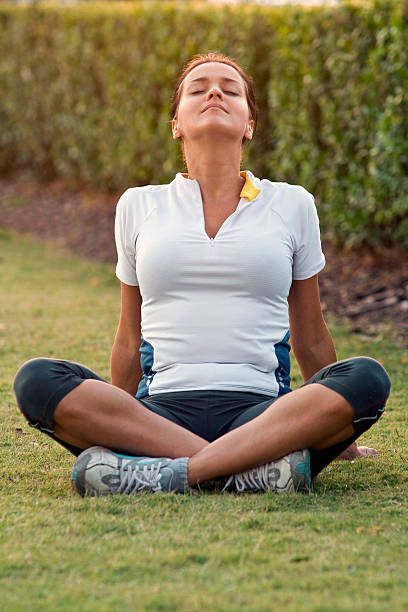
178;171;261;241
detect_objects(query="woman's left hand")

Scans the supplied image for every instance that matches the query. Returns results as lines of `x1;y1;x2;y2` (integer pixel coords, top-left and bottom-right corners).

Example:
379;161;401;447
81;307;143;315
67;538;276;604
336;441;378;461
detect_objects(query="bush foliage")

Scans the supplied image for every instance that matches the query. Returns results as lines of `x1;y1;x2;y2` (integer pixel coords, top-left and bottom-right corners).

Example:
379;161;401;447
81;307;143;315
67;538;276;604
0;1;407;247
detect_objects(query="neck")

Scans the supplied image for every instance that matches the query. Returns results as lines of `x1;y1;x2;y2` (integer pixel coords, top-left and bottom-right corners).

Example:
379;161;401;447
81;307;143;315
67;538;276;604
183;141;245;205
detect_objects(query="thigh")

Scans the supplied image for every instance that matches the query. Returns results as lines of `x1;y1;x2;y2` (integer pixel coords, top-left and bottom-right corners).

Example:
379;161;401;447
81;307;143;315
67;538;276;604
304;356;390;435
225;392;353;480
225;397;278;433
226;358;391;479
14;357;107;456
305;356;391;477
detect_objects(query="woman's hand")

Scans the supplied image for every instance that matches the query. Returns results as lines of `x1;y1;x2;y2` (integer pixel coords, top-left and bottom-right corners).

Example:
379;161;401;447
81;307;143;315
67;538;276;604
336;441;378;460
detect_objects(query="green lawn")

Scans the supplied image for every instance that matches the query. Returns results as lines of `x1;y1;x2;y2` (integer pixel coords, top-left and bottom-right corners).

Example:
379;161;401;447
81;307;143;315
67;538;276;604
1;230;407;612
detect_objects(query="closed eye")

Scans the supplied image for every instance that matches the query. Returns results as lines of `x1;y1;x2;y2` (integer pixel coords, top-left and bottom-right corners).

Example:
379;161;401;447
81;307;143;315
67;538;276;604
190;90;239;95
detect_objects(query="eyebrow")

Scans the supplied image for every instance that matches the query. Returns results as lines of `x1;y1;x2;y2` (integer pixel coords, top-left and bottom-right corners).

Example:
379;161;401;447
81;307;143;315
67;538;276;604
188;76;242;87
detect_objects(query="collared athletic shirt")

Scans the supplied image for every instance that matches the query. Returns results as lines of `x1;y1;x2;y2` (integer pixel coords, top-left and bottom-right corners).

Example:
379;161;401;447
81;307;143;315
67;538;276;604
115;171;325;398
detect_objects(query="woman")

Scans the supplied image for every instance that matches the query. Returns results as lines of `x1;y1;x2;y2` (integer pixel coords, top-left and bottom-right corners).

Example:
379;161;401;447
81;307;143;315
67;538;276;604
14;53;390;496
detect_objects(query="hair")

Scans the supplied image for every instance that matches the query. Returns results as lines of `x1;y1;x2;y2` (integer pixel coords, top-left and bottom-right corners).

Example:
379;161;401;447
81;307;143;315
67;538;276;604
170;52;258;150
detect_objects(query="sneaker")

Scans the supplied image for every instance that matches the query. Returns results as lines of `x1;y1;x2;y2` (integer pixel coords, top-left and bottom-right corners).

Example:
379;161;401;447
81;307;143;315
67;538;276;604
222;449;311;494
71;446;189;497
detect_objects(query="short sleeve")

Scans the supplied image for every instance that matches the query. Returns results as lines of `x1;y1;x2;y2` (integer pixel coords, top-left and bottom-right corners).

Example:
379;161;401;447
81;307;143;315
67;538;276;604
292;191;325;280
114;189;139;286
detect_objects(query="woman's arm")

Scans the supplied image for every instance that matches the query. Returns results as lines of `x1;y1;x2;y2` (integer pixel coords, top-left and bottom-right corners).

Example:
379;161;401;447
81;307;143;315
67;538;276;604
110;282;143;395
288;275;377;460
288;275;336;382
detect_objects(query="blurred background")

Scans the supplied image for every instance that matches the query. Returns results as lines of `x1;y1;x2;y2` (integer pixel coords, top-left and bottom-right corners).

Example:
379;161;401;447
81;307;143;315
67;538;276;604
1;0;407;247
0;0;407;338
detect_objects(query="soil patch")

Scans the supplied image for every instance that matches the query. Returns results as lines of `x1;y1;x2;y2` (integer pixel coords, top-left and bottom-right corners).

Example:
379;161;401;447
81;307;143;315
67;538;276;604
1;174;407;346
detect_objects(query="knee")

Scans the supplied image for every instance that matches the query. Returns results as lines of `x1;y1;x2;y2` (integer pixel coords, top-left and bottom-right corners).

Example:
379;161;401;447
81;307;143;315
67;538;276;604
348;356;391;401
13;358;55;419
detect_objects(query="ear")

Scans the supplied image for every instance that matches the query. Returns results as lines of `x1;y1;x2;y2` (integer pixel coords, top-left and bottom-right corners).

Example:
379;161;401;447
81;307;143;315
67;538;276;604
172;118;181;140
244;119;254;141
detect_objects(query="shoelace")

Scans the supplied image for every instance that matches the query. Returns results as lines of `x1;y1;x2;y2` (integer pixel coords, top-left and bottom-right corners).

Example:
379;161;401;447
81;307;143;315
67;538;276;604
222;463;270;493
117;461;164;494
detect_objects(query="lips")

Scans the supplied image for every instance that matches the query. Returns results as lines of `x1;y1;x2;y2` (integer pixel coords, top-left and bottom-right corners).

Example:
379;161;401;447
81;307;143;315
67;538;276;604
202;104;227;113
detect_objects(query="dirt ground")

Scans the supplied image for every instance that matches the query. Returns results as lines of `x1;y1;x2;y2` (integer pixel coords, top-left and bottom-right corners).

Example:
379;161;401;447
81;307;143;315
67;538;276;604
1;174;407;346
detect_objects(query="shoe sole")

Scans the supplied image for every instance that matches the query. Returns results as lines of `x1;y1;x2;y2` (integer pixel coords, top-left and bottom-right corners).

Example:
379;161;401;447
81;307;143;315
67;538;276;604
269;449;311;494
71;448;95;497
290;449;311;493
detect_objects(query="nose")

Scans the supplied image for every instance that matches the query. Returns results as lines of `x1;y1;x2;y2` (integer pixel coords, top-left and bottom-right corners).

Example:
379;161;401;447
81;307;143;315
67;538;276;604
207;86;223;100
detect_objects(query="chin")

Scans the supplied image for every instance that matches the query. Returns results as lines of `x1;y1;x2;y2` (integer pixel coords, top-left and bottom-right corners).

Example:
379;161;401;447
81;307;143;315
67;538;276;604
189;125;244;144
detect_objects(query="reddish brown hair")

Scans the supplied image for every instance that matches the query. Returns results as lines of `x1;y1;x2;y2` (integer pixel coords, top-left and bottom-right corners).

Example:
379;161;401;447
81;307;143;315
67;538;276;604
170;52;258;145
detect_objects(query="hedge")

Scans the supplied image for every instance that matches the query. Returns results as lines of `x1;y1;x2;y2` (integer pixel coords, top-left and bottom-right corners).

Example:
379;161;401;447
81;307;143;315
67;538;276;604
0;1;407;247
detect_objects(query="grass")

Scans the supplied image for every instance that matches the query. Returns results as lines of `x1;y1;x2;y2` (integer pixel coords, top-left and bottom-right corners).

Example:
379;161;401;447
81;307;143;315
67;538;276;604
0;229;407;612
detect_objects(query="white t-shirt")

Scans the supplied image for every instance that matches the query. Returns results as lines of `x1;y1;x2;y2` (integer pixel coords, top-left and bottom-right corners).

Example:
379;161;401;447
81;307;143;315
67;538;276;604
115;170;325;398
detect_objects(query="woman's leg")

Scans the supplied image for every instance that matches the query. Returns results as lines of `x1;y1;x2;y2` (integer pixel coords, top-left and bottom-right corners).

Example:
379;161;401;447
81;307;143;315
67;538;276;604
187;383;352;485
55;380;207;457
16;356;389;494
13;358;208;458
187;357;390;486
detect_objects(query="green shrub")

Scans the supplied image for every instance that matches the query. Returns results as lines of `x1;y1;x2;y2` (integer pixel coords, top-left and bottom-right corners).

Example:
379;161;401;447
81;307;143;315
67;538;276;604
0;1;407;247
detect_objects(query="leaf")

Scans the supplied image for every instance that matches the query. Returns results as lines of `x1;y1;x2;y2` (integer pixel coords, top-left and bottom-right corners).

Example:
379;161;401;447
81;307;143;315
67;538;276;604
367;526;382;534
356;526;382;535
290;555;310;563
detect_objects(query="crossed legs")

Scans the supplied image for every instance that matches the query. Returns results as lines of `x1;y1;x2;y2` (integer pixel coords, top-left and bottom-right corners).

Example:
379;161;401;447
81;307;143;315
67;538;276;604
54;379;353;487
14;357;390;488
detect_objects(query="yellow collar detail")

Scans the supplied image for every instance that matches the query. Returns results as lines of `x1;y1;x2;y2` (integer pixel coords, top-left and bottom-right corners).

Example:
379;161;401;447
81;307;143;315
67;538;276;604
239;171;260;202
181;171;260;202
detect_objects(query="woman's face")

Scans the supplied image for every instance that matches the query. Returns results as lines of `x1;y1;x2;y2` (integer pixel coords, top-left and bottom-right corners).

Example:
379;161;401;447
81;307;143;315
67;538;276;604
172;62;254;146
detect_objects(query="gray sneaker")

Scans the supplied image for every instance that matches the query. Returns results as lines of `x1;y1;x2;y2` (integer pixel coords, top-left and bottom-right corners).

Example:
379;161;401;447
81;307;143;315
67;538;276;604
223;449;311;494
71;446;189;497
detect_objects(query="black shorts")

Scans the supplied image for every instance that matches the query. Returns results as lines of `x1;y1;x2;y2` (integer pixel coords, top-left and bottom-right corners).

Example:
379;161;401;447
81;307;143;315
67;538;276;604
13;356;390;478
